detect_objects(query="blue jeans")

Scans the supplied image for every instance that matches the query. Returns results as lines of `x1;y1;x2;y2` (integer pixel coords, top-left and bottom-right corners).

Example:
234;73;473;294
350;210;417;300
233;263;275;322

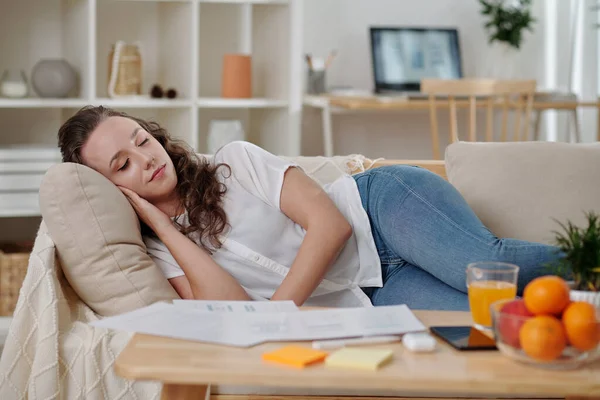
353;165;562;311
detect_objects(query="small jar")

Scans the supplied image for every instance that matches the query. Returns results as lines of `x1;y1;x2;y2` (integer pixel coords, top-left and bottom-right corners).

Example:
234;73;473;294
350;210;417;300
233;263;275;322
0;69;28;98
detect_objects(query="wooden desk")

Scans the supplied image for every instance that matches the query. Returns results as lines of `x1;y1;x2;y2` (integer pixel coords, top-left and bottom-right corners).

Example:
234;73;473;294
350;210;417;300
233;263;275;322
304;95;600;157
114;310;600;400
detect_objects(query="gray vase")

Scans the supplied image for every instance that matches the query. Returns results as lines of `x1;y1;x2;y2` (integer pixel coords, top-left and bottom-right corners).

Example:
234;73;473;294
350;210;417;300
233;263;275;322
31;59;78;98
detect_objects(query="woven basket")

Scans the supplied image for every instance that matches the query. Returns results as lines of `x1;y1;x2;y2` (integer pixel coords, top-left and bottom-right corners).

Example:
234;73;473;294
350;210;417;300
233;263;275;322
0;242;32;316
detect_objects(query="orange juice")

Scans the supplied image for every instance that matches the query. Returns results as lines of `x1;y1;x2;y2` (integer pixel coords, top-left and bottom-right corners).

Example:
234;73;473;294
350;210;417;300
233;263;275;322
468;280;517;327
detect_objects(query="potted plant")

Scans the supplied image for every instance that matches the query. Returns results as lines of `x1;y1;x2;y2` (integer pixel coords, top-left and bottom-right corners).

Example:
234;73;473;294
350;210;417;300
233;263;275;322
478;0;536;78
550;211;600;307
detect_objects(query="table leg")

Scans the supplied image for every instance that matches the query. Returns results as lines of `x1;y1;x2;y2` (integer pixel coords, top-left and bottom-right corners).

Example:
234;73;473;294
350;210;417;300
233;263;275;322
597;100;600;142
322;104;334;157
571;109;581;143
160;383;209;400
533;110;542;141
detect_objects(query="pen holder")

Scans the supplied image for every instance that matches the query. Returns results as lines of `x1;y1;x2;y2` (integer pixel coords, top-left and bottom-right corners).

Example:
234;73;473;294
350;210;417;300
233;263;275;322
307;69;326;95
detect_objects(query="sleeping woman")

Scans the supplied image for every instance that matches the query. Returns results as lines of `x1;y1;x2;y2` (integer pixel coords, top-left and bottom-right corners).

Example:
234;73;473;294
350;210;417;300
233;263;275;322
56;105;563;310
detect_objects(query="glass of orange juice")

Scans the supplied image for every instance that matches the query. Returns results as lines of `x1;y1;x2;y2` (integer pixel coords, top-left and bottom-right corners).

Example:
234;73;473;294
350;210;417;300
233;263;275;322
467;262;519;330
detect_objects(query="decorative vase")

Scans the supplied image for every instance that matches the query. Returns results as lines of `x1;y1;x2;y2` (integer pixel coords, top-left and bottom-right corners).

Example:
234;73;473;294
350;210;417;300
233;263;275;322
31;59;78;98
108;42;142;98
482;41;520;79
221;54;252;98
0;69;28;98
207;120;245;154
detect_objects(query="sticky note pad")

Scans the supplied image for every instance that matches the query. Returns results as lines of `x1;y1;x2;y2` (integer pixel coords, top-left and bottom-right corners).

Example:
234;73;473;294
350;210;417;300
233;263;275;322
325;348;393;371
262;345;328;368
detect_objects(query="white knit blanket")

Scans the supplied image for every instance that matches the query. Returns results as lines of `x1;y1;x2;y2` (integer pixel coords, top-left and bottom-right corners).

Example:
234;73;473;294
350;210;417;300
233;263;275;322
0;222;161;400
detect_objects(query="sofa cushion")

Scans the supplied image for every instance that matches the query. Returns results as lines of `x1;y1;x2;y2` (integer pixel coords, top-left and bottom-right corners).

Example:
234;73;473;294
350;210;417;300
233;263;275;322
39;163;179;317
445;141;600;245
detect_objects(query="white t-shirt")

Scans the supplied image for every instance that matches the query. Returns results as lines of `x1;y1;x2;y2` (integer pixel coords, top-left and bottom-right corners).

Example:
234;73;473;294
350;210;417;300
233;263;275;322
144;141;382;307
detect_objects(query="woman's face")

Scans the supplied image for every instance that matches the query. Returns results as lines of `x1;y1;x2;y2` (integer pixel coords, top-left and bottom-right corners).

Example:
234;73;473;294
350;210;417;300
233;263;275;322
81;116;177;203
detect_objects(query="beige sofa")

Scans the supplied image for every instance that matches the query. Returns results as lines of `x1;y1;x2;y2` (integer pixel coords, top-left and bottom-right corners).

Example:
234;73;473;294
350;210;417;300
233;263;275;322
1;141;599;400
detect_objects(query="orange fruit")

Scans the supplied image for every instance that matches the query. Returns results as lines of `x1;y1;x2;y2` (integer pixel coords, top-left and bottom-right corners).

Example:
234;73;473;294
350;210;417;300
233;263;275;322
562;301;599;352
519;315;567;361
523;276;570;316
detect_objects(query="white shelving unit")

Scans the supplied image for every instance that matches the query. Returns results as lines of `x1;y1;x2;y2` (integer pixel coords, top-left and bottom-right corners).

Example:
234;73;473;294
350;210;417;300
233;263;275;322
0;0;305;219
197;98;287;108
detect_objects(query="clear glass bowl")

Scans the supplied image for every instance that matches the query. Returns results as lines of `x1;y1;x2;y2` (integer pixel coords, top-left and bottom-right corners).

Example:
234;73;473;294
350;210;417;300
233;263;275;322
490;298;600;370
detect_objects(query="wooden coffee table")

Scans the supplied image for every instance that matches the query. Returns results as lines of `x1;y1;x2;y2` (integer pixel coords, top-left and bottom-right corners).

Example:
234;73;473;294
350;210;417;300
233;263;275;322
114;310;600;400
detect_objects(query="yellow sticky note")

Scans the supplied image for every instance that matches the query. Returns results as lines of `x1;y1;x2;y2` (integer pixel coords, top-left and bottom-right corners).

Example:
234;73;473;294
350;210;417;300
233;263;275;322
325;348;393;371
262;345;328;368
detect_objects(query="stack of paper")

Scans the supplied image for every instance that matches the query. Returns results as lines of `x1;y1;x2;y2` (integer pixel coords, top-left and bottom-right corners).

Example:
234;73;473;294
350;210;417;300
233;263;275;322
89;300;426;348
173;299;299;313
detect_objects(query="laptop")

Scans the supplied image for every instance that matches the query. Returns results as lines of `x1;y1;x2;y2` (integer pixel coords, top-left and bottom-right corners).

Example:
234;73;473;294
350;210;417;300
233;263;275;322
369;27;463;97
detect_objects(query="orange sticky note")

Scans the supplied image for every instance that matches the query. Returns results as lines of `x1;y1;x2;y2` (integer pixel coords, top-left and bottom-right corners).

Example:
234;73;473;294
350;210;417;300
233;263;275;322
262;345;328;368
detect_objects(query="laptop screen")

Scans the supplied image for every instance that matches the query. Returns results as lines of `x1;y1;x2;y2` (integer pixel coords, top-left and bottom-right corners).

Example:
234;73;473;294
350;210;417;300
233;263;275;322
370;27;463;92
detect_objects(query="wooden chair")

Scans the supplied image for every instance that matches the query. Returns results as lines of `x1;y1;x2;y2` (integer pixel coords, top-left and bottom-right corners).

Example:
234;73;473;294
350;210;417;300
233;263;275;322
421;79;537;160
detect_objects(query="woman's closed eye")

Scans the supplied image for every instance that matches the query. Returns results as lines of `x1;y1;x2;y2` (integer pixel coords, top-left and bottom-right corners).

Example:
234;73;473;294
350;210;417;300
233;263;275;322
118;159;129;171
117;138;148;171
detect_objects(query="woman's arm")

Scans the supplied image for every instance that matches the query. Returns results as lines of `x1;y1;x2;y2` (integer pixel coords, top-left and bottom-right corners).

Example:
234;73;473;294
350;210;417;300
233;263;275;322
168;275;193;299
119;186;251;301
154;224;251;301
270;167;353;305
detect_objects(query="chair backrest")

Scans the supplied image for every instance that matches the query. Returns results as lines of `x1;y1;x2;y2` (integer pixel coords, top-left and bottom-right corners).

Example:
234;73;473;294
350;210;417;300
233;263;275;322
421;79;537;159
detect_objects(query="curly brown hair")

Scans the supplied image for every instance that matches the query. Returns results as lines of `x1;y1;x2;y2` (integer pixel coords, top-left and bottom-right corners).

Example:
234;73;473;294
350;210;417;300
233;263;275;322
57;105;229;252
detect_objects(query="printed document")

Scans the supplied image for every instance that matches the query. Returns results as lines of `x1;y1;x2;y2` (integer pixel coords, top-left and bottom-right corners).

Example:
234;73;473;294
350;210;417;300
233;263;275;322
90;302;426;347
172;299;299;313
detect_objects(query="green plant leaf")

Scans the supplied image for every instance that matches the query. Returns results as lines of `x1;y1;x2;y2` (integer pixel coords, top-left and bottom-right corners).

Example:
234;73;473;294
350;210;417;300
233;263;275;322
479;0;535;48
549;211;600;291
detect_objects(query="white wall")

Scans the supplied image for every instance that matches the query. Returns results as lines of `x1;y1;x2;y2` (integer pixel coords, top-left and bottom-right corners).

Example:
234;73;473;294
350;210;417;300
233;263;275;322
301;0;598;159
554;0;598;144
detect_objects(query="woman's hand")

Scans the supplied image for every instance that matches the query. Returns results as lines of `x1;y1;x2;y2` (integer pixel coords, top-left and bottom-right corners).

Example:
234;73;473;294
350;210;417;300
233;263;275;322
118;186;173;235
